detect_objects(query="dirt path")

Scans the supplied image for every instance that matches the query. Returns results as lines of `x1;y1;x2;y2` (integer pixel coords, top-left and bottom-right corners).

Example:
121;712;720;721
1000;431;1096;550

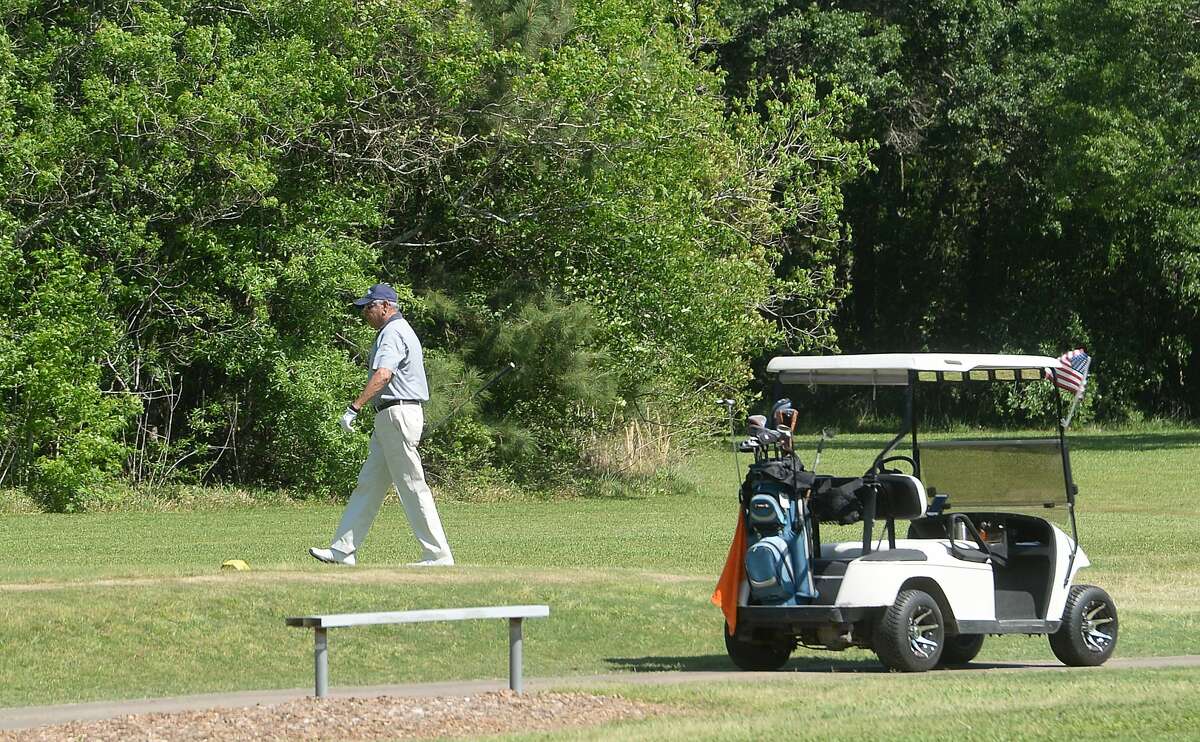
3;655;1199;735
0;692;666;742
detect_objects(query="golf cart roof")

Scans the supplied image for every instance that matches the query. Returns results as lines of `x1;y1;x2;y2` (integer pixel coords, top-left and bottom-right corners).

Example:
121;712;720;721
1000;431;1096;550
767;353;1060;386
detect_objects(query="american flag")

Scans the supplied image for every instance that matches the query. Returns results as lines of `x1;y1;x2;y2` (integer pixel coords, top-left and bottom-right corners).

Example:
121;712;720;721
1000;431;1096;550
1050;349;1091;396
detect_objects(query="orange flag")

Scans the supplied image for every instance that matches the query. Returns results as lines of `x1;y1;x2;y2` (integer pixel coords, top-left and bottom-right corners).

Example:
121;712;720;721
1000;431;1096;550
711;511;747;633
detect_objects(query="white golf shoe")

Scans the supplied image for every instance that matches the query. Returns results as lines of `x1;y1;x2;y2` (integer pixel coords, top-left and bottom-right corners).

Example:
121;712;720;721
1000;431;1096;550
405;557;454;567
308;547;356;566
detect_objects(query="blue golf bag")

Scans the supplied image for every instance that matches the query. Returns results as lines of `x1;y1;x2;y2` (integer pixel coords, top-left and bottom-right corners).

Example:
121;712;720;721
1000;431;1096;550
742;459;816;606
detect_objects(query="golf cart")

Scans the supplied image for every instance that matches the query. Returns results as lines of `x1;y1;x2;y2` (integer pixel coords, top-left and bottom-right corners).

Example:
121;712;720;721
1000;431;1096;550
717;353;1118;672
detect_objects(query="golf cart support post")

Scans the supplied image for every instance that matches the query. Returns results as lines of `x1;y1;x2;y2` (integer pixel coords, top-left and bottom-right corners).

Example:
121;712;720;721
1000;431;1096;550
285;605;549;697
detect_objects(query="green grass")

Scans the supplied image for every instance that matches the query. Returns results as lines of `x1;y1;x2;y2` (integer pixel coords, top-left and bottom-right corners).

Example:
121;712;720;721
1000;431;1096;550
1;429;1198;722
501;668;1200;740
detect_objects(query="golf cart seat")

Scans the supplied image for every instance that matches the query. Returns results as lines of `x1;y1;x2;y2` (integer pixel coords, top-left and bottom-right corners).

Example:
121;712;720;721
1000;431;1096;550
872;474;928;520
806;475;930;603
809;474;927;526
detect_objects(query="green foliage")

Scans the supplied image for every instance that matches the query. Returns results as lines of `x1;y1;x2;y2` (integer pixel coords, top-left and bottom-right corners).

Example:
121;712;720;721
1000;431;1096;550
2;242;138;510
2;0;863;508
475;295;620;476
411;293;620;482
14;0;1196;509
718;0;1200;420
1025;0;1200;415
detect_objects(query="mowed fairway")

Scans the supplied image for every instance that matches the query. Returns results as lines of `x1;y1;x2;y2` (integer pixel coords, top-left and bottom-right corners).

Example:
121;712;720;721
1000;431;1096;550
2;430;1199;738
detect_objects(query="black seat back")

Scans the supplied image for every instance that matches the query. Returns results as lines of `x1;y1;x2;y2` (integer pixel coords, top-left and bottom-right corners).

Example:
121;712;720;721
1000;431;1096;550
873;474;928;520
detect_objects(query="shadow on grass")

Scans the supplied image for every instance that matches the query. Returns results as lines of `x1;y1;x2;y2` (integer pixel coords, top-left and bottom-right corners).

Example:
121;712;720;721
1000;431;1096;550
1068;431;1200;451
605;655;1061;674
605;654;884;673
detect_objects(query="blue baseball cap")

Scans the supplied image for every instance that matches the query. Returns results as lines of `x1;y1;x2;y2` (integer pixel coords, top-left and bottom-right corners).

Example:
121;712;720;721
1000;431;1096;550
352;283;398;307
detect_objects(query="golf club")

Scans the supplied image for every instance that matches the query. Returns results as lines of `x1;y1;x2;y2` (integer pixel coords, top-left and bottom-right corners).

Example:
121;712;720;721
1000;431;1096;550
772;398;798;452
812;427;835;472
718;398;741;486
425;362;517;436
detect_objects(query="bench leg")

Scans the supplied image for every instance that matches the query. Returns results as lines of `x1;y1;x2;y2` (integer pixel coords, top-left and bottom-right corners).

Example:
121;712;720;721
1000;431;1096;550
314;628;329;698
508;617;523;693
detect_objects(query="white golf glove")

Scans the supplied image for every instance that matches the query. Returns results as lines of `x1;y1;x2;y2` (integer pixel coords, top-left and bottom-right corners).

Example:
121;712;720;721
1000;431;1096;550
339;405;359;432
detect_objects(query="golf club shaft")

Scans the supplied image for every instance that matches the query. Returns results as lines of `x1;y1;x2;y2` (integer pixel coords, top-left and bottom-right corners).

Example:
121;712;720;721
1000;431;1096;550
425;362;517;434
719;399;740;488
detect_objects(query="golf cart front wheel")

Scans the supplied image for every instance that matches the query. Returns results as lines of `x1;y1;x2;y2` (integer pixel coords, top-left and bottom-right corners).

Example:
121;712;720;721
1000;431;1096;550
938;634;985;667
873;589;945;672
724;622;793;671
1049;585;1118;666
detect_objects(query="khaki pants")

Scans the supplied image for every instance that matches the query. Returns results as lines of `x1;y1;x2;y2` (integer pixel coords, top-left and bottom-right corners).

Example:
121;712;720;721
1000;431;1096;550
330;403;452;562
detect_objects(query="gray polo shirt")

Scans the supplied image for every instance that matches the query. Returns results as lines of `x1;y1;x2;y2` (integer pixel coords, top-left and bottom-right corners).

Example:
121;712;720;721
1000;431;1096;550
368;313;429;403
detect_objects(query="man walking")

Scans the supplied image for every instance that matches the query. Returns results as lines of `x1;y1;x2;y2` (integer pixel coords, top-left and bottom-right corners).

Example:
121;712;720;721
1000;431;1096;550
309;283;454;567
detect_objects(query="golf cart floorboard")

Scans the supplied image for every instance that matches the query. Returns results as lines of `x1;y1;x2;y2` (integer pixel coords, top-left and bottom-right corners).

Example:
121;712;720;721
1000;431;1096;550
957;619;1062;635
739;608;1061;637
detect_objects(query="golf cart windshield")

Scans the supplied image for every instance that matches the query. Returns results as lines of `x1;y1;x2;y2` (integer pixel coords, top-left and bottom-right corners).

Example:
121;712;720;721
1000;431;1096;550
917;438;1072;524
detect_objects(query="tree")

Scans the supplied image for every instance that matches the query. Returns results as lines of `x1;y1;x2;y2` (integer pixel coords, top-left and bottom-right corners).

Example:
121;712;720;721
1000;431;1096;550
1;0;868;507
714;0;1200;419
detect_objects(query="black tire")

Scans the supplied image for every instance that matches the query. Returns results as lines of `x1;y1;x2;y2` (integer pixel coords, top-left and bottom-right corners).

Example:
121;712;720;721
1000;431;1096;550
938;634;985;667
724;622;793;671
1049;585;1118;666
873;589;945;672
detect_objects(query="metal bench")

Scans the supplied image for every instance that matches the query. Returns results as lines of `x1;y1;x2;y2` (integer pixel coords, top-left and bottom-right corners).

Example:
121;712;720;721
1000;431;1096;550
285;605;550;697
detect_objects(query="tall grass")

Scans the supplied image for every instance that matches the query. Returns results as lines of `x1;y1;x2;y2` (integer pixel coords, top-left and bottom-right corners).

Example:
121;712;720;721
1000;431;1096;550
584;414;678;477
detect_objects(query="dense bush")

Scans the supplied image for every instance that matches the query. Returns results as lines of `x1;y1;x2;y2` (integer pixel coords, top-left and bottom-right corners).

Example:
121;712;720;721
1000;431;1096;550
718;0;1200;421
0;0;866;508
13;0;1185;510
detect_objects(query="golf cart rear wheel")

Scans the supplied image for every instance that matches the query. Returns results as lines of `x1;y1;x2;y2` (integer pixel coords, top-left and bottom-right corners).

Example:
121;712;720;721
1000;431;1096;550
1049;585;1118;666
724;622;793;671
937;634;985;667
873;589;945;672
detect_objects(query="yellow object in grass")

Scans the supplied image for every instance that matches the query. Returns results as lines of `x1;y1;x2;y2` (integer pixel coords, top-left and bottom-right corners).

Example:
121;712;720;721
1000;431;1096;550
221;559;250;571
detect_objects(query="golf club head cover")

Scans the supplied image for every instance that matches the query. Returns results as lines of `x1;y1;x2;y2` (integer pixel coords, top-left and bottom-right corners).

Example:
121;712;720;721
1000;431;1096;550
746;414;768;434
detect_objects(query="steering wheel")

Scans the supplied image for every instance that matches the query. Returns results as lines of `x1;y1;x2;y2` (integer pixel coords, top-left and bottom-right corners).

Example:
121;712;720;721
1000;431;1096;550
947;513;1007;567
877;455;916;475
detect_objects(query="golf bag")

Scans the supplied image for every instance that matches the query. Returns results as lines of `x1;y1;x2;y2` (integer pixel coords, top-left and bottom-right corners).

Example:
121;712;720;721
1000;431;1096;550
741;458;816;606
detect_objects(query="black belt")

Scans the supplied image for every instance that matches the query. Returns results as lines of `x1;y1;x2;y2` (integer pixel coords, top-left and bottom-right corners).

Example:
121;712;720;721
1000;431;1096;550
376;399;422;412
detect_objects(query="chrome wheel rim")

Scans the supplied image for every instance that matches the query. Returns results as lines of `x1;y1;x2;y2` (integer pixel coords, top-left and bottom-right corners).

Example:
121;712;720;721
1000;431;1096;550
1081;600;1115;653
908;606;941;658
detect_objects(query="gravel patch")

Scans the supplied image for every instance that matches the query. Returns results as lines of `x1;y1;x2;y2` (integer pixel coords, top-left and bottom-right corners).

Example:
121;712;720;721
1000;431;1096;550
2;691;663;741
